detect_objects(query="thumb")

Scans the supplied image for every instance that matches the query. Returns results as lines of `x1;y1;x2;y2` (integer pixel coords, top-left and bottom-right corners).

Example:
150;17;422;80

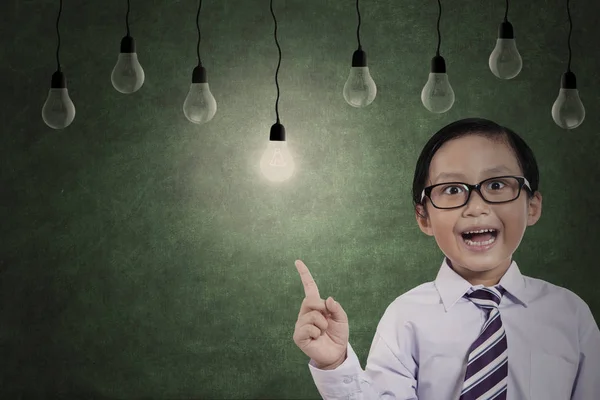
325;296;346;322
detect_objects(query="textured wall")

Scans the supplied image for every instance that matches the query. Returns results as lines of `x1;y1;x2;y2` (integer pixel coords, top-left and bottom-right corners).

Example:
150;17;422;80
1;0;599;398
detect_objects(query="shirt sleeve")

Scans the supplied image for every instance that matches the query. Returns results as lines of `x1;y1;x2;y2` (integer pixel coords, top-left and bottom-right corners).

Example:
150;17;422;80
570;299;600;400
307;304;418;400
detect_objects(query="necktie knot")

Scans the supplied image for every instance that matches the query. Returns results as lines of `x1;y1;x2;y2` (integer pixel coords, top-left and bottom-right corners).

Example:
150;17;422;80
465;285;505;309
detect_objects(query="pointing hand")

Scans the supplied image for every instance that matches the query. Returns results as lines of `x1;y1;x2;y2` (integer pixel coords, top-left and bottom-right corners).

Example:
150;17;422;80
292;260;349;370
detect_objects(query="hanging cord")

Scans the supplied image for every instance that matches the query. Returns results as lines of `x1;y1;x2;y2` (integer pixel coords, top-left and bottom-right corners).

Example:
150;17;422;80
196;0;203;66
504;0;508;21
356;0;362;49
270;0;281;124
126;0;130;36
435;0;441;56
55;0;62;71
566;0;572;72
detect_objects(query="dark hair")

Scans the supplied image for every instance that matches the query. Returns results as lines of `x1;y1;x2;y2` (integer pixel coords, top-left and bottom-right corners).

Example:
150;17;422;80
412;117;540;218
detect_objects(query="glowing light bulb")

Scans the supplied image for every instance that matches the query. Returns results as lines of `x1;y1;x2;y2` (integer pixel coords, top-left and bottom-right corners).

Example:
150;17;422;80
42;71;76;129
111;36;145;94
260;123;295;183
489;21;522;79
343;48;377;108
183;66;217;124
552;71;585;129
421;55;455;113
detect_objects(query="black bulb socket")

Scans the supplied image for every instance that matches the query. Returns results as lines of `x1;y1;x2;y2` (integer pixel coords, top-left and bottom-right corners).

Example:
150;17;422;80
50;70;67;88
120;35;136;53
192;66;208;83
269;122;286;141
561;71;577;89
430;55;446;73
351;48;368;67
498;21;515;39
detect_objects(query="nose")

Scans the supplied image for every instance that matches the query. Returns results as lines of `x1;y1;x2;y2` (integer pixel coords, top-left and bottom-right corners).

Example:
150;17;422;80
465;188;490;210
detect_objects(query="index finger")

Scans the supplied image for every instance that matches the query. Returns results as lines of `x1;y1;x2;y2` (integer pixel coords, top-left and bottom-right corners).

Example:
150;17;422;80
295;260;320;299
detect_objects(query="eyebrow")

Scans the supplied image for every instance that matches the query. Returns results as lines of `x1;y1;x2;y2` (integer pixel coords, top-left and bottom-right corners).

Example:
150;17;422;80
433;166;514;183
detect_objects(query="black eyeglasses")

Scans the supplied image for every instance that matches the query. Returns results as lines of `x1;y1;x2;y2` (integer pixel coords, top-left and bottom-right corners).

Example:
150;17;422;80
420;175;532;210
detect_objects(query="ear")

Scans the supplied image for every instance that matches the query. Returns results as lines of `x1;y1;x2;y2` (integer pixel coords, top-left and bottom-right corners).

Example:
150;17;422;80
526;191;543;226
415;203;435;236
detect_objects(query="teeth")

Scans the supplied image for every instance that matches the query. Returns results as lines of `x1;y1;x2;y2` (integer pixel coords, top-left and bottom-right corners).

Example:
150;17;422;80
464;228;496;234
464;235;496;247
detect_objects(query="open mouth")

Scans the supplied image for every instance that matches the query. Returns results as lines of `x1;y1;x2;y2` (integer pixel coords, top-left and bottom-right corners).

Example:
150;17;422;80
460;229;498;247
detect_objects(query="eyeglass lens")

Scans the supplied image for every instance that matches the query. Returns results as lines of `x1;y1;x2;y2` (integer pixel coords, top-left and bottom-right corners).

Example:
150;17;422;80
430;177;521;208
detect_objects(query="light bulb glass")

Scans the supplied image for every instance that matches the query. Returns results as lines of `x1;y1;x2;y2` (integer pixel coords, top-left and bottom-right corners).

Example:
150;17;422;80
489;38;522;79
260;141;295;183
552;88;585;129
42;88;76;129
183;83;217;124
343;66;377;108
111;52;145;93
421;72;455;113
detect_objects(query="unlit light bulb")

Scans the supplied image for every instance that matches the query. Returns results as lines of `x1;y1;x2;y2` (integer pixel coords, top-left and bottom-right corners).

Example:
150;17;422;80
343;48;377;108
42;71;76;129
489;21;522;79
111;36;145;94
183;66;217;124
421;55;455;113
260;123;295;183
552;71;585;129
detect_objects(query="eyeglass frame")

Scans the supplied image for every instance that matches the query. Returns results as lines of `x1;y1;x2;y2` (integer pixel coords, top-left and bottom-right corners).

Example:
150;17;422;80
420;175;533;210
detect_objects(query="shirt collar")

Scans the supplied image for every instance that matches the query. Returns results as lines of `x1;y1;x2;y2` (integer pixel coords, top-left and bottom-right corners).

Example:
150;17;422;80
434;256;530;312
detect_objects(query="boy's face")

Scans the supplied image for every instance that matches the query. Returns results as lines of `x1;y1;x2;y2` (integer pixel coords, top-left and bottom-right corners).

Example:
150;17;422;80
415;134;543;286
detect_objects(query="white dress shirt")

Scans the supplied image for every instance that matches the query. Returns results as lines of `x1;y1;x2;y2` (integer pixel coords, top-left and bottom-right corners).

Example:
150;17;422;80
308;257;600;399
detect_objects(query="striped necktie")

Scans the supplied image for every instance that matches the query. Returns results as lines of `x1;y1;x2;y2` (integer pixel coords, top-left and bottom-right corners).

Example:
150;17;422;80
459;285;508;400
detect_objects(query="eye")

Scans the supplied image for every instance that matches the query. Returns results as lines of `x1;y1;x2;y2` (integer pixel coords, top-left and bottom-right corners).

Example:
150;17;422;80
487;180;507;190
442;185;465;195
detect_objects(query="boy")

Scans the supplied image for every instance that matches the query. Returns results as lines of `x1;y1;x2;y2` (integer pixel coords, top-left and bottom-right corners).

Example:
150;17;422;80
293;118;600;399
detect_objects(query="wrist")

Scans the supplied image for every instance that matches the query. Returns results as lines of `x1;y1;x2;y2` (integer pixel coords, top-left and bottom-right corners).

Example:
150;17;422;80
318;352;347;370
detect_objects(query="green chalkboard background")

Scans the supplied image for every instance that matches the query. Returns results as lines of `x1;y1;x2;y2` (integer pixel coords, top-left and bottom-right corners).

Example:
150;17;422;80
1;0;599;398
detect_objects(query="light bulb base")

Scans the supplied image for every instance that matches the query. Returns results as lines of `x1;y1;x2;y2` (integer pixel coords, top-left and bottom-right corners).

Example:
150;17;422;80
269;122;285;141
430;55;446;73
498;21;514;39
561;71;577;89
120;35;136;53
351;49;367;67
50;70;66;88
192;66;207;83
